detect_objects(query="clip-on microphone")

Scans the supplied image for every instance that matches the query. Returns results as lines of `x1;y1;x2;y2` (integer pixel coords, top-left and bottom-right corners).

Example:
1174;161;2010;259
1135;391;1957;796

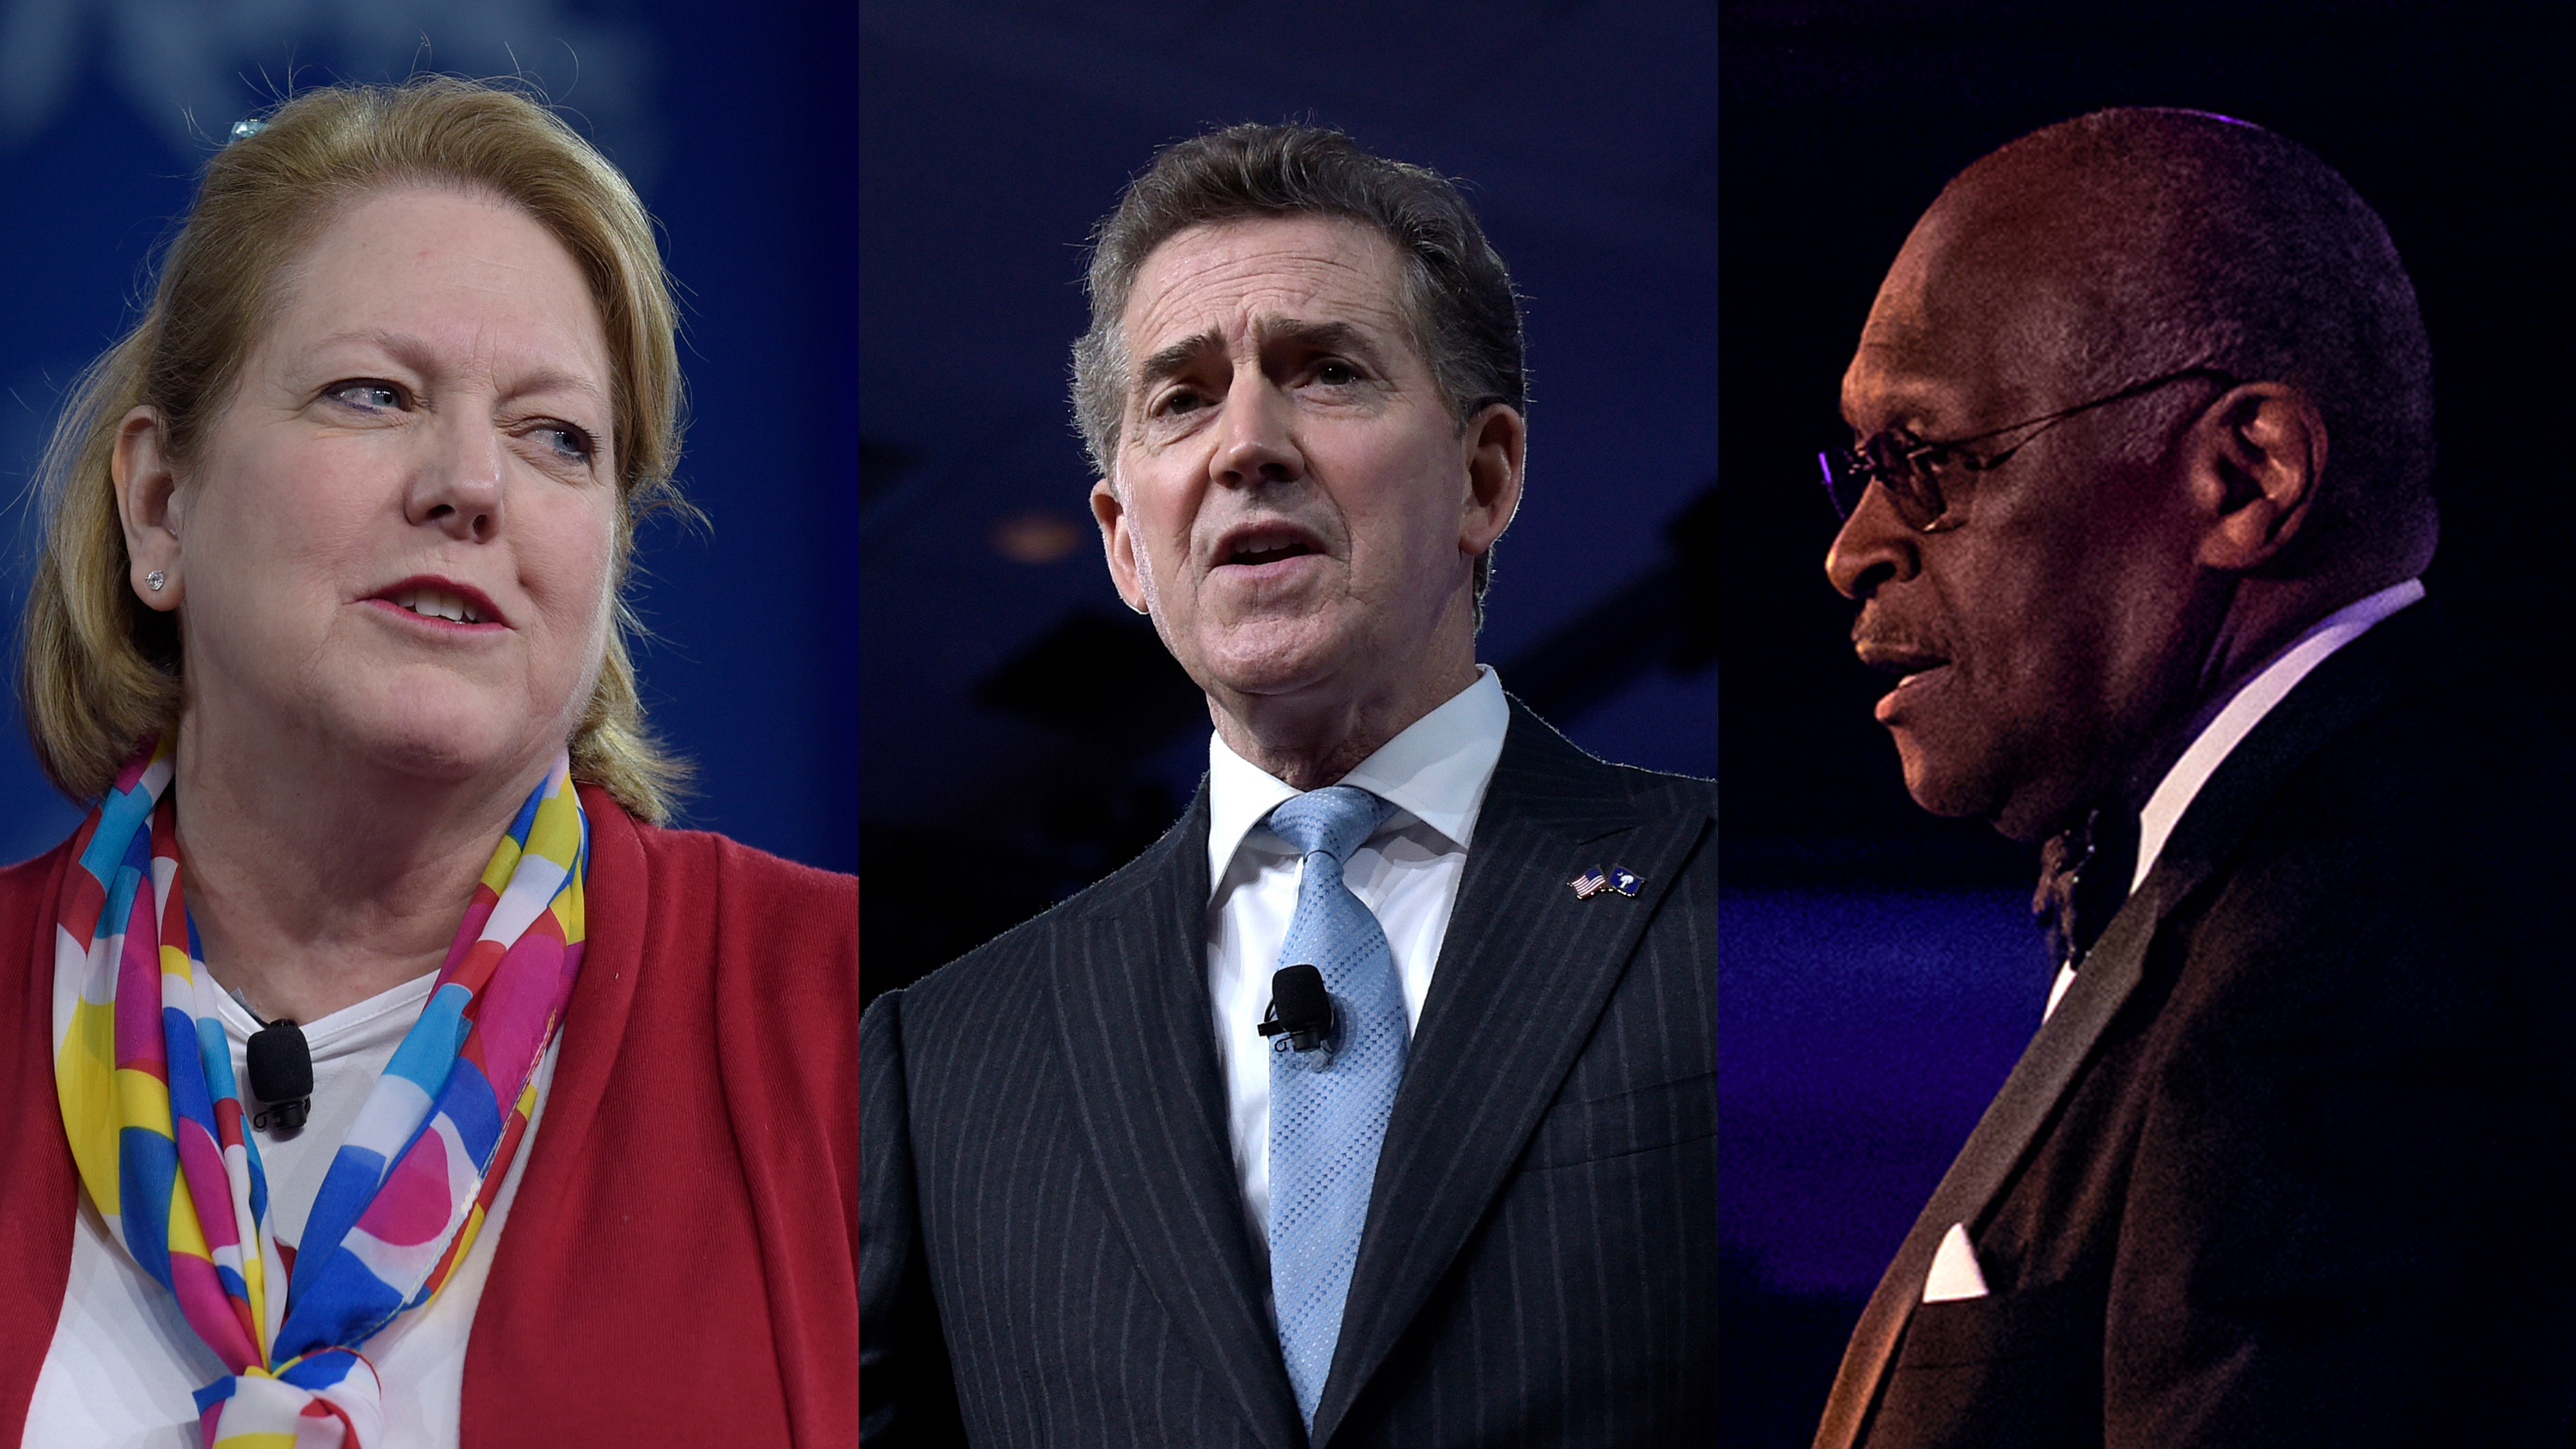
1257;964;1336;1056
234;989;313;1133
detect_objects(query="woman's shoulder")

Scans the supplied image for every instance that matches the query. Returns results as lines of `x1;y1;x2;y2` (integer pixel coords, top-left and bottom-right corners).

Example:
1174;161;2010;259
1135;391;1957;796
573;801;855;1107
579;783;854;913
0;838;75;928
577;789;854;1006
0;841;74;1026
629;821;857;965
629;816;856;905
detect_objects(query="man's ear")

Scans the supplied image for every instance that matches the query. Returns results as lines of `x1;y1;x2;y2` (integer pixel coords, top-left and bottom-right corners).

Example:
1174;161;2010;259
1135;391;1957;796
112;405;185;611
1457;402;1526;557
1091;475;1151;614
2190;382;2327;572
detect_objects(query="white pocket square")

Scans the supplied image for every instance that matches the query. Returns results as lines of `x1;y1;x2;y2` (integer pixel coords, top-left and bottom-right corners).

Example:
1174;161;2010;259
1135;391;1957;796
1921;1221;1990;1304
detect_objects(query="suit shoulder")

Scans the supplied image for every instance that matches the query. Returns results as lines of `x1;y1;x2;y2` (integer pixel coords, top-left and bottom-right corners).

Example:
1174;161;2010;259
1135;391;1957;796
1503;696;1716;821
2161;673;2575;1038
896;810;1197;1022
1600;757;1718;818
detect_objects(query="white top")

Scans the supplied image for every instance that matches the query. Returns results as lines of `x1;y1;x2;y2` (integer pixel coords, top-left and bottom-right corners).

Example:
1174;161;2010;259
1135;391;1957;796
1206;667;1510;1256
27;963;556;1449
2043;579;2424;1020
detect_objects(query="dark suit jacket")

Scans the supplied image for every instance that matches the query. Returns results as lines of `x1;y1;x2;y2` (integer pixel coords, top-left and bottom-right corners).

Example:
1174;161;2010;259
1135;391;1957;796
862;700;1717;1447
1815;606;2576;1447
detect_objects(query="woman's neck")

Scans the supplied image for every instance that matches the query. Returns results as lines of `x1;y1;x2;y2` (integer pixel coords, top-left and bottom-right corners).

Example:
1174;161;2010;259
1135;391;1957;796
171;711;557;1024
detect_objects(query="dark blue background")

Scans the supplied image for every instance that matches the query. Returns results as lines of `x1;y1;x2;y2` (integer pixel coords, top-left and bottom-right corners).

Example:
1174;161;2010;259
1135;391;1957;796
0;0;858;873
855;0;1725;985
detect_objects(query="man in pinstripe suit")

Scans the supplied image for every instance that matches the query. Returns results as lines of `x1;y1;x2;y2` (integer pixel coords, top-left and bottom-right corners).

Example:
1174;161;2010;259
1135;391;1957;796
860;124;1717;1446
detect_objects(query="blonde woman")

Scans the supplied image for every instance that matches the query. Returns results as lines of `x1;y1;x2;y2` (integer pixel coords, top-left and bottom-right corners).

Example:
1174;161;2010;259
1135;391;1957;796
0;79;856;1446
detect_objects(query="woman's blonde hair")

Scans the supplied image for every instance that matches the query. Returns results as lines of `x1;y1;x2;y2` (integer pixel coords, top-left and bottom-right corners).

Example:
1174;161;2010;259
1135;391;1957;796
17;76;690;820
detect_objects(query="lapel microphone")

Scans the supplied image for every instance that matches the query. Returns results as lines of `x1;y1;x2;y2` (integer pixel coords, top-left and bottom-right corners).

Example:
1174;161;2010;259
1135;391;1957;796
233;989;313;1132
1258;964;1335;1055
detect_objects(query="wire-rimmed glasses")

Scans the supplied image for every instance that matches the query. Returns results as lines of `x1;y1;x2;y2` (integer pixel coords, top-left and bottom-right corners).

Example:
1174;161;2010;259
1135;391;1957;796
1819;365;2241;532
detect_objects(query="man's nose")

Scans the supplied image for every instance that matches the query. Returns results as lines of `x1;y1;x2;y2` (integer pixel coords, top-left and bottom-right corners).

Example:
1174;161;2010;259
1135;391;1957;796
1211;374;1303;486
1824;482;1919;600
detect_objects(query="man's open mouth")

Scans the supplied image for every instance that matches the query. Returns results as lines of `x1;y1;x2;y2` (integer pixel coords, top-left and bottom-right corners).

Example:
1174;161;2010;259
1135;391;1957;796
1856;641;1949;679
1227;540;1312;566
1215;524;1323;569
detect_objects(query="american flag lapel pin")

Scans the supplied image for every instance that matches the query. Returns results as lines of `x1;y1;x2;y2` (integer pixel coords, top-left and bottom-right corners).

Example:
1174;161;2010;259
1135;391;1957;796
1571;865;1609;899
1609;864;1643;897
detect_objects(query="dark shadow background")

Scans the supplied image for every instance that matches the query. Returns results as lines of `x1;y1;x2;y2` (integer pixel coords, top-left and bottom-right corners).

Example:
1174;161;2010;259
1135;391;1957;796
870;1;2573;1440
1720;1;2567;1440
0;0;858;874
856;1;1724;993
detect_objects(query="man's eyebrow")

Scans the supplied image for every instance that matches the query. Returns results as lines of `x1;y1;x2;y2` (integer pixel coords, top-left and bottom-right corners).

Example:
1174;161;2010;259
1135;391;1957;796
1133;330;1224;393
1255;318;1385;368
1130;317;1394;399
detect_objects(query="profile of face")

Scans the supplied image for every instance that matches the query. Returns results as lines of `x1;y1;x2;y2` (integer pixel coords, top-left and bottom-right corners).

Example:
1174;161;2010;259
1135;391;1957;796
117;186;620;787
1090;215;1522;721
1825;190;2220;843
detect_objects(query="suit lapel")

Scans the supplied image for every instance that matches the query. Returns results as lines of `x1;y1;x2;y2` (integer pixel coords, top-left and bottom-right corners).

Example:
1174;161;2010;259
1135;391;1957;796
1814;608;2424;1448
1811;857;2177;1448
1312;703;1714;1446
1043;788;1308;1449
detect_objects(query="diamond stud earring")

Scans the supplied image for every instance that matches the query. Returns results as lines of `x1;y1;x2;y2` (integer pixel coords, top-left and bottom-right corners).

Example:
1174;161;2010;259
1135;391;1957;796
145;570;166;592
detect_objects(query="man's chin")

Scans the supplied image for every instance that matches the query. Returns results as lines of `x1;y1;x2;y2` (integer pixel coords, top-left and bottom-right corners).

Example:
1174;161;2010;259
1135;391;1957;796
1915;768;2083;846
1187;618;1351;701
1900;773;1990;825
1894;744;2026;837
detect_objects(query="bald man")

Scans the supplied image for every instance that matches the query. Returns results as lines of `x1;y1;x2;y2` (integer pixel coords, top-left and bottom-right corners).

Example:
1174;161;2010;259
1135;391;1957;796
1809;110;2576;1445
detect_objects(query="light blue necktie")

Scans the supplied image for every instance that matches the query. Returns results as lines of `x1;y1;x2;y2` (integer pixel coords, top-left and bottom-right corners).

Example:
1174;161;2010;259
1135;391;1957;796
1265;785;1406;1428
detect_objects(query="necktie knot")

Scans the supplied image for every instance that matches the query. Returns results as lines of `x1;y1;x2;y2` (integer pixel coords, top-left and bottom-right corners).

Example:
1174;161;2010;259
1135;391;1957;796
1266;785;1395;867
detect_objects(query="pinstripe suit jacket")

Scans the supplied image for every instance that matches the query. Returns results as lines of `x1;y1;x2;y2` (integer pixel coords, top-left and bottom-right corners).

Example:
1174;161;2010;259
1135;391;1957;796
861;701;1717;1447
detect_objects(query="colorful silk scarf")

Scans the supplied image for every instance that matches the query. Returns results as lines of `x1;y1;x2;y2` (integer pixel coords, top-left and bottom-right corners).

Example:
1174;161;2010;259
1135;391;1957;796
52;735;588;1448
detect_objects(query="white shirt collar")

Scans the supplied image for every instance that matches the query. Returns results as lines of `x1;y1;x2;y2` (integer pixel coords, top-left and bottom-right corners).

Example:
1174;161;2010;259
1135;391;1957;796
1206;666;1510;897
2130;578;2424;892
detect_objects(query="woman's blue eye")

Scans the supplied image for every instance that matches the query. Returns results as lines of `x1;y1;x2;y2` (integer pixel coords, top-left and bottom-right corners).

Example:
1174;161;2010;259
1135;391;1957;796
533;423;594;462
331;381;404;410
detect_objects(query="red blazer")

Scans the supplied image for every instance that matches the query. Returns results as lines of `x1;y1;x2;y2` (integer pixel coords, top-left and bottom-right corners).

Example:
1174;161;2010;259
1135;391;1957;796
0;786;858;1446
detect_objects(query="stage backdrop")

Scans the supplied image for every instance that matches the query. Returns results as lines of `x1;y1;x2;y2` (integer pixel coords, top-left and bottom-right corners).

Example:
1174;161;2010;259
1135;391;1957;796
0;0;857;873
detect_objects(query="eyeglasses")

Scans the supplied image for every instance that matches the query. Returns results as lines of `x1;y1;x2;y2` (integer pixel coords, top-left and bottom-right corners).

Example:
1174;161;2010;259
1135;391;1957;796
1818;365;2240;533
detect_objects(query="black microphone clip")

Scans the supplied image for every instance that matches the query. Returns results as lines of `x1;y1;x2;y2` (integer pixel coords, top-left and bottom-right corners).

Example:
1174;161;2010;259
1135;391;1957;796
247;1019;313;1133
1257;964;1335;1056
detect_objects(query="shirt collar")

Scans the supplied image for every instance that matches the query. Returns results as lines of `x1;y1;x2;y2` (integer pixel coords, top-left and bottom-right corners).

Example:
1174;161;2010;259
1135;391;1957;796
1205;666;1510;898
2131;578;2423;892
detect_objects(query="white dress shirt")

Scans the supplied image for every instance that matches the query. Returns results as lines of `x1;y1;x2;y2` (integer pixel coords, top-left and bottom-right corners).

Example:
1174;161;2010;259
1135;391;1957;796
27;965;555;1449
2043;578;2425;1020
1206;667;1510;1259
